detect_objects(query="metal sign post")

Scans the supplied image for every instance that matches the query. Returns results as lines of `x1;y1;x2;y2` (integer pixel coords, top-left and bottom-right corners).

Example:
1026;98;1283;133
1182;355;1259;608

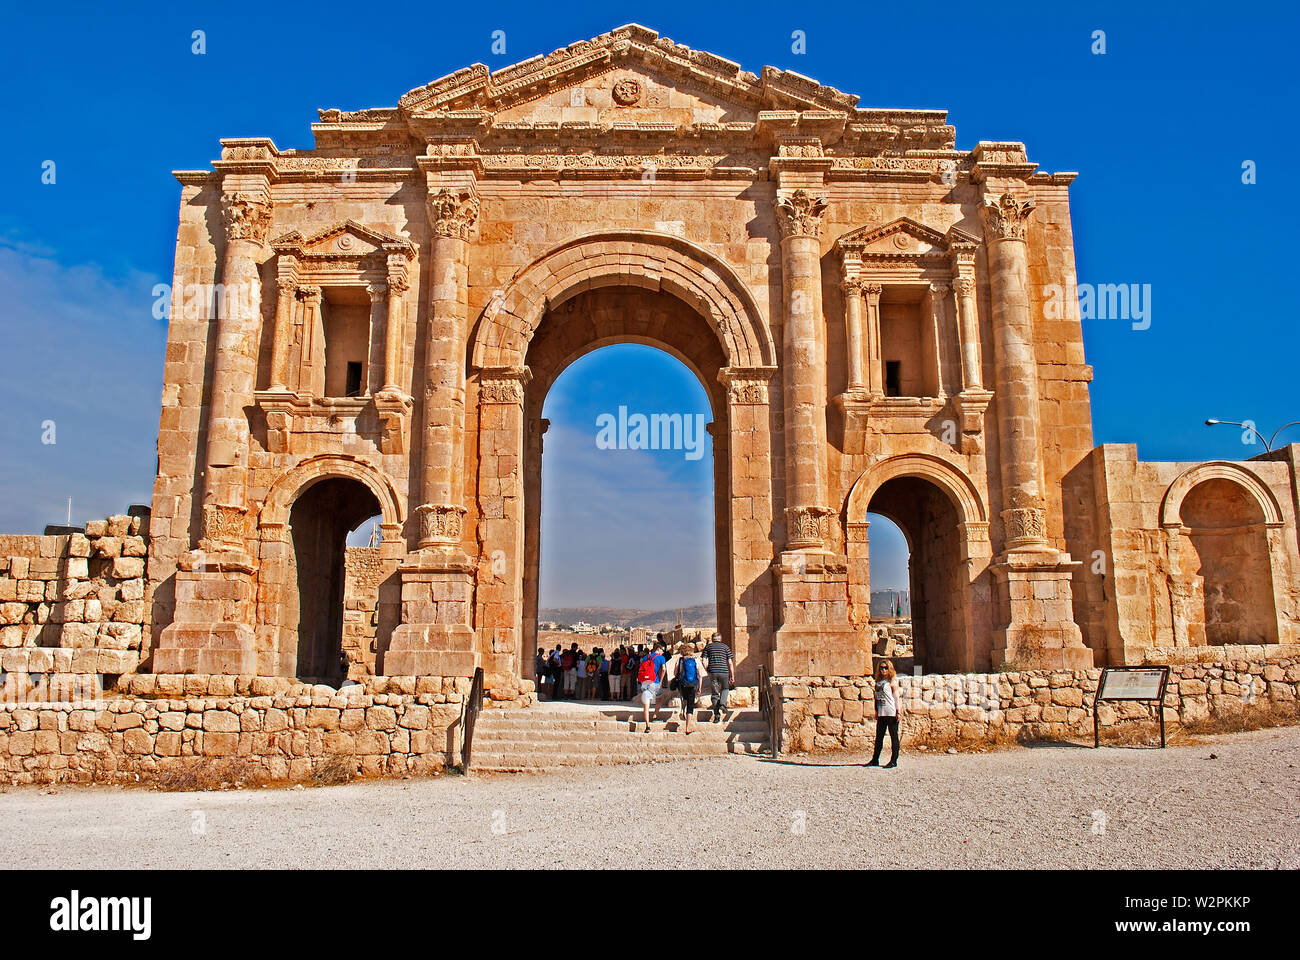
1093;666;1170;748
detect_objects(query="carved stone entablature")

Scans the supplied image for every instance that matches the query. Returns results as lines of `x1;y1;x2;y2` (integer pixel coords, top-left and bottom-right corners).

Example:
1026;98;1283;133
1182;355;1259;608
417;503;467;545
718;366;776;405
254;393;390;455
773;190;829;240
221;193;272;245
970;140;1038;181
427;189;480;240
785;505;833;549
1002;506;1047;547
980;193;1035;242
478;367;532;405
833;394;947;456
480;151;764;179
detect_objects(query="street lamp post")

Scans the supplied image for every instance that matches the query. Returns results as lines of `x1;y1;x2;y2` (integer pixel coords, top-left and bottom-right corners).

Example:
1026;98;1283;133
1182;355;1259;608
1204;418;1300;452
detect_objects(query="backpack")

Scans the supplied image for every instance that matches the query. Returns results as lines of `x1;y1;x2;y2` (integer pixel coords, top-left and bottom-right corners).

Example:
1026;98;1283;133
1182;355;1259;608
561;651;574;670
678;656;698;686
637;654;658;683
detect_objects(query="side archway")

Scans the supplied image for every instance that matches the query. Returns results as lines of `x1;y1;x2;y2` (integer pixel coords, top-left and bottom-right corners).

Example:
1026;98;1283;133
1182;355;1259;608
259;454;405;532
1160;461;1283;529
471;231;776;371
843;455;991;672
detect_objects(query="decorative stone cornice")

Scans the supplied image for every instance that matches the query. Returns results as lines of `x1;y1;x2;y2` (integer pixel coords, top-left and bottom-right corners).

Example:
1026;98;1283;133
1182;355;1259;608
981;192;1035;242
427;189;480;240
220;193;272;245
773;190;829;240
478;366;532;404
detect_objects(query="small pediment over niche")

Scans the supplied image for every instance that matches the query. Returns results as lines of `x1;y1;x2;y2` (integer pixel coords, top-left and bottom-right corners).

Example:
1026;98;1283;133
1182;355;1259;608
837;217;953;259
272;221;415;261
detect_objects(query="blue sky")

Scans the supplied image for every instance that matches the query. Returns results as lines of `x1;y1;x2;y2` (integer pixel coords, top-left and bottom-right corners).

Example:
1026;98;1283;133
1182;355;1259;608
1;1;1296;606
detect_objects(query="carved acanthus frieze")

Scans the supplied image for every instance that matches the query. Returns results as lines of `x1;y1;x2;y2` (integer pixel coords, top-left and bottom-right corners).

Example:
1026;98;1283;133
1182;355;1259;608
981;192;1035;242
418;503;467;544
202;503;246;549
773;190;829;240
785;505;833;546
221;193;272;245
1002;506;1047;545
427;189;480;240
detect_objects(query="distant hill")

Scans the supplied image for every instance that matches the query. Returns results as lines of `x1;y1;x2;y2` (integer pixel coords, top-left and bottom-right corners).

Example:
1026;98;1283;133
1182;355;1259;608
539;603;717;631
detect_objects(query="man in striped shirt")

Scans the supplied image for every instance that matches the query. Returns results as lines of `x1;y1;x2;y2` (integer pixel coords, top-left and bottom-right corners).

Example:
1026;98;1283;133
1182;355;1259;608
701;633;735;723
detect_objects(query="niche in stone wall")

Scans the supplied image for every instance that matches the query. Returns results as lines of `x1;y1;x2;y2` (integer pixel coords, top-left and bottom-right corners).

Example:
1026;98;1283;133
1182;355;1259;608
878;285;939;399
319;287;372;399
1177;478;1277;646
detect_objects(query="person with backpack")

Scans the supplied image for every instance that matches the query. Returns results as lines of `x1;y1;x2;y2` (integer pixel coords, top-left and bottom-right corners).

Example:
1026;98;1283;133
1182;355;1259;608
597;648;611;700
701;633;735;723
623;648;639;701
637;642;667;731
560;645;577;699
674;643;703;734
608;647;624;701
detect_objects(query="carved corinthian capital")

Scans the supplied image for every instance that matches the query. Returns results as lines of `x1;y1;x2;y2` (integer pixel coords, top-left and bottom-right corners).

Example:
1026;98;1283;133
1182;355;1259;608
427;189;480;240
980;192;1036;242
773;190;829;240
220;193;272;245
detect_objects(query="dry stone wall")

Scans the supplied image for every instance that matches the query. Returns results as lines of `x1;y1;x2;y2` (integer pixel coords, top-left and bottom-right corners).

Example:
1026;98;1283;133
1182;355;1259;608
775;658;1300;753
0;514;150;696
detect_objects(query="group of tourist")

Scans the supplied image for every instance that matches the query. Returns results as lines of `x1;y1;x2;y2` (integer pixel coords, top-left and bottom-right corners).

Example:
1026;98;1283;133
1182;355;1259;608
535;633;736;734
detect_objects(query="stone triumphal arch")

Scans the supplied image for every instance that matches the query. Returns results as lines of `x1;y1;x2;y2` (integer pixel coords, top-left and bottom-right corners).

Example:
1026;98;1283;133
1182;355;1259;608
143;24;1300;701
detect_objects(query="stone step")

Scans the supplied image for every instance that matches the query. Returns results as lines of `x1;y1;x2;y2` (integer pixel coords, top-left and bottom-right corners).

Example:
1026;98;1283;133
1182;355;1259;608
474;737;767;755
475;728;765;745
475;719;767;736
472;743;767;771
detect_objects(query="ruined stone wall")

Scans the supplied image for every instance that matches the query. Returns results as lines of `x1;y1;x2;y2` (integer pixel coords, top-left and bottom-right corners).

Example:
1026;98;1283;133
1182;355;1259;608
776;658;1300;753
1088;444;1300;665
0;514;150;694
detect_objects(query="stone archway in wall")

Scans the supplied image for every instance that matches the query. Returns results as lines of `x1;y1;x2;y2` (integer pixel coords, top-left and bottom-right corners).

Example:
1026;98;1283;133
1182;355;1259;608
468;232;778;686
1160;463;1285;647
257;455;406;680
844;455;992;672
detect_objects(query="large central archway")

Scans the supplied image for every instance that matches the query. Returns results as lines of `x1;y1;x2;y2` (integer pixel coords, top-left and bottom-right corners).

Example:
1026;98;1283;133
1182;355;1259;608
469;232;778;685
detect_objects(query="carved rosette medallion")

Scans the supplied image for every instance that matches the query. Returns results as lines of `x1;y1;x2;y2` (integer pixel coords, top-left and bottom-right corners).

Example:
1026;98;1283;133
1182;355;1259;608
220;193;272;245
427;189;480;241
611;78;642;105
785;505;833;548
417;503;466;544
202;503;246;549
773;190;829;240
980;192;1035;242
1002;507;1047;545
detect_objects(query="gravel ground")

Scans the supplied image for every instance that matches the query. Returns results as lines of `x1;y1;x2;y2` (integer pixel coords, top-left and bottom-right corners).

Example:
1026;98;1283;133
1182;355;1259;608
2;725;1297;869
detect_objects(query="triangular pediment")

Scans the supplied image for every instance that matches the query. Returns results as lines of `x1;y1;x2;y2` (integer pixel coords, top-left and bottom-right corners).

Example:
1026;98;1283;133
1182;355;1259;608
272;220;414;259
397;24;859;121
838;217;951;258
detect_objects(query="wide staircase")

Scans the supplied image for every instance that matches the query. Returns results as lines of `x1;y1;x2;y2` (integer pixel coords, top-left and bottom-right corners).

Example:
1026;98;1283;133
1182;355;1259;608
472;700;770;772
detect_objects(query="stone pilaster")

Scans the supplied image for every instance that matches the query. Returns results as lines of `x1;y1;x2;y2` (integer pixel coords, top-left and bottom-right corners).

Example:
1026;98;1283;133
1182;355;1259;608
268;255;297;391
841;275;866;391
863;282;884;397
769;188;866;676
385;182;480;677
980;188;1091;670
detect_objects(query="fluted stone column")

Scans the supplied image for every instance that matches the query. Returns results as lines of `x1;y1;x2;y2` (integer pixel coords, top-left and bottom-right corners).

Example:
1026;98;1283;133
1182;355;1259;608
416;188;479;550
982;192;1049;553
773;189;831;550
